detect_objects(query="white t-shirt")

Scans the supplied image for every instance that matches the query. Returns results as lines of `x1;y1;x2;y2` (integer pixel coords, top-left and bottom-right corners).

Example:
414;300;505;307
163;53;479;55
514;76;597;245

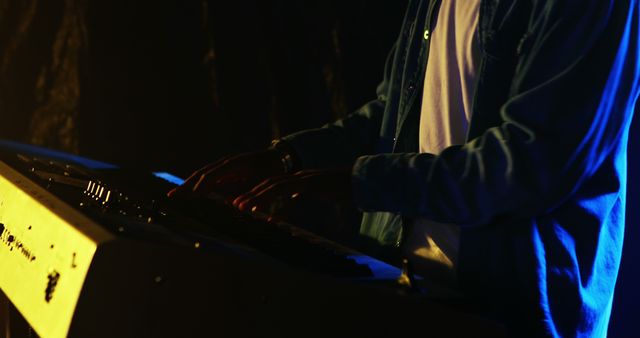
404;0;482;284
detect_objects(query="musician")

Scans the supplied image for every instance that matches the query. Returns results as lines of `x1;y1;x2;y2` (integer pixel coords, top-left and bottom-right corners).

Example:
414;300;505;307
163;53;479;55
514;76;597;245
170;0;640;337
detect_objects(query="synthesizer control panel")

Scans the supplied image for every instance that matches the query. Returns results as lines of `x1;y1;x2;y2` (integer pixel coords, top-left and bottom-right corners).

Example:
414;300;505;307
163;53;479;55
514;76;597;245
0;141;504;338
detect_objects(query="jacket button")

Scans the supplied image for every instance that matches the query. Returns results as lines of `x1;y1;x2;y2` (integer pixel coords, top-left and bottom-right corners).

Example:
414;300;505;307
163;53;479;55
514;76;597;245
424;30;430;40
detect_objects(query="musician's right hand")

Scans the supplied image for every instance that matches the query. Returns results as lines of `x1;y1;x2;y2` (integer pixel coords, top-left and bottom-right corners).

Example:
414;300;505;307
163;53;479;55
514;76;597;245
166;149;287;201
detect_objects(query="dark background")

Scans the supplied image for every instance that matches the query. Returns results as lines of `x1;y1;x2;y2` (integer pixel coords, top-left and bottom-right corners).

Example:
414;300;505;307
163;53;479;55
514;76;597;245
0;0;637;336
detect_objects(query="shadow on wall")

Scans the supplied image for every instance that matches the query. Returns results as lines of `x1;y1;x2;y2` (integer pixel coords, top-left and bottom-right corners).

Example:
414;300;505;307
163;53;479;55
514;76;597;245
0;0;403;176
0;0;82;152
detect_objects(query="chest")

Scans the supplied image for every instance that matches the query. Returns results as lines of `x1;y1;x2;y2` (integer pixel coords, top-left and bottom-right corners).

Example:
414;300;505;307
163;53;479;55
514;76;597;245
391;0;531;151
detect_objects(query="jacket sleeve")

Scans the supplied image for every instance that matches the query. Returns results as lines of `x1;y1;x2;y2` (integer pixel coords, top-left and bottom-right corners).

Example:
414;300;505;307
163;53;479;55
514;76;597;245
280;42;398;170
352;0;639;226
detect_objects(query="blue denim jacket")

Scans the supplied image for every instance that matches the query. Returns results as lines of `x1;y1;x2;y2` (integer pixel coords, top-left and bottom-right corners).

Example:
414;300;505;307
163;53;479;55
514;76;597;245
283;0;640;336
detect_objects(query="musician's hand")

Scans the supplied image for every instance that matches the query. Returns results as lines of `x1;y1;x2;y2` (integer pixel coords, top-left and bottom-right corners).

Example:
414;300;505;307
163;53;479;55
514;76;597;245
232;168;353;219
167;150;286;200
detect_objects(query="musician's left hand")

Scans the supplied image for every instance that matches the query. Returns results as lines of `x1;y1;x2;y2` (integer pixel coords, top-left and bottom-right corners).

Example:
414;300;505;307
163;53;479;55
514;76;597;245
232;167;353;218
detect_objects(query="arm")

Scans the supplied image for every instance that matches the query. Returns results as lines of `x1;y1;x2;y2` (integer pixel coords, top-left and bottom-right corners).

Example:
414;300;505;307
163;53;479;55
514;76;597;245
353;0;639;226
280;42;398;170
171;39;401;200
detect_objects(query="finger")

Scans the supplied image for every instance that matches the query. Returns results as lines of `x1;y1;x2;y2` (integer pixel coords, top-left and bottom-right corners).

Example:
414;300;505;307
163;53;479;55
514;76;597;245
234;183;279;212
293;169;321;176
247;175;295;195
236;188;283;213
232;175;293;208
167;187;180;197
190;154;251;194
236;179;304;213
192;170;240;195
190;151;282;195
168;155;235;197
169;170;213;197
183;155;234;185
